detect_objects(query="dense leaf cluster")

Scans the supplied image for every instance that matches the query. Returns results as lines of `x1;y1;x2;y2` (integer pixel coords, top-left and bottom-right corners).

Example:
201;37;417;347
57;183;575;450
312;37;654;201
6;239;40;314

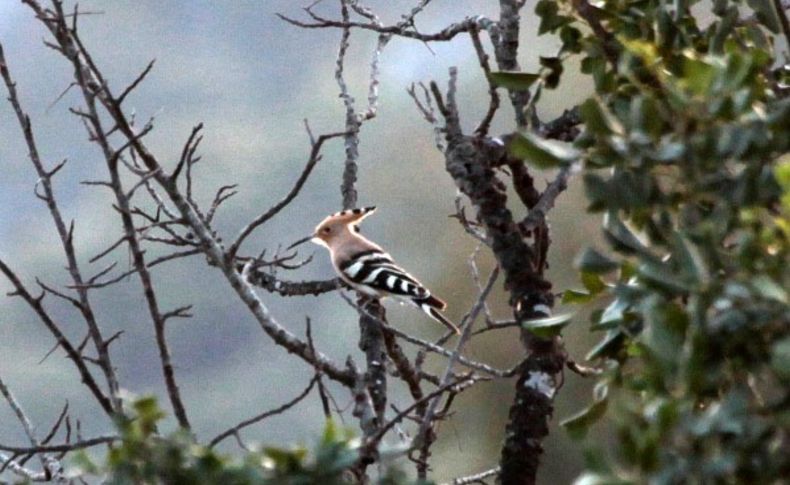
68;397;423;485
514;0;790;483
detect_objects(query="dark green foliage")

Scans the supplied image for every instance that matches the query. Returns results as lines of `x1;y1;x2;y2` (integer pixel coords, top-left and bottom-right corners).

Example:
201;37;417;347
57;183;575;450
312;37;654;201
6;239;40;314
489;71;541;91
68;397;426;485
532;0;790;482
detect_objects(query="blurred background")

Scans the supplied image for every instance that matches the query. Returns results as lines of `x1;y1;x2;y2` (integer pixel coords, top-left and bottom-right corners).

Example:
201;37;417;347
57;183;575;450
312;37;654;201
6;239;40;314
0;1;606;482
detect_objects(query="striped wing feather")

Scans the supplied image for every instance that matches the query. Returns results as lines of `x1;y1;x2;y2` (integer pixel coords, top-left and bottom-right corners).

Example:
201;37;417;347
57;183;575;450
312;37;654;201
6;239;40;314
341;251;432;300
340;250;457;334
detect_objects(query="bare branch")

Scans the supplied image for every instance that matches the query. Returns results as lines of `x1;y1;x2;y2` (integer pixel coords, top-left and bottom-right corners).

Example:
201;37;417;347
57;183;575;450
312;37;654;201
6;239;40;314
76;249;201;290
415;265;499;459
116;58;155;105
172;123;203;184
519;162;579;233
41;402;69;446
209;374;319;448
469;26;499;137
490;0;531;127
88;235;128;264
336;0;360;211
227;130;348;260
0;39;121;412
36;278;81;309
0;453;49;482
0;436;117;455
363;373;484;452
340;293;513;378
162;305;193;321
0;374;56;476
772;0;790;48
206;184;238;224
306;318;332;418
38;0;191;428
244;270;342;297
0;258;113;414
567;360;603;377
445;466;501;484
278;11;493;43
539;106;581;141
125;167;162;199
408;82;445;152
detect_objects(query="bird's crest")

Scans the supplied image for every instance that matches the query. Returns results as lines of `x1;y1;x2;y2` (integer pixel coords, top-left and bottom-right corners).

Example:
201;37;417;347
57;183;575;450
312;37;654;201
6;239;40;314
322;206;377;226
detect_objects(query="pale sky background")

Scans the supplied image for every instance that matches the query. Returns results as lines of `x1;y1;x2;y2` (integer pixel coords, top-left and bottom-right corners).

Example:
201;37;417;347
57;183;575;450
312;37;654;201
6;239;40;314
0;1;604;483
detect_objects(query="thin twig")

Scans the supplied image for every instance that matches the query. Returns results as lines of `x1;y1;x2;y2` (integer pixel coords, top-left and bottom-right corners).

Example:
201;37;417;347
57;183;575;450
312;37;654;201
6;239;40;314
0;258;113;414
0;374;54;475
445;466;501;484
772;0;790;48
278;11;493;43
44;1;190;428
340;293;513;378
305;318;332;418
227;130;348;260
0;39;121;412
336;0;361;211
364;373;483;448
469;26;499;136
209;375;319;447
0;436;117;454
415;265;499;450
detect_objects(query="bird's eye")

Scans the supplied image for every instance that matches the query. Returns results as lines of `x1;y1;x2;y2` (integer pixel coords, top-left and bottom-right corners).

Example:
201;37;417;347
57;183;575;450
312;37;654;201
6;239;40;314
353;225;360;233
323;227;331;233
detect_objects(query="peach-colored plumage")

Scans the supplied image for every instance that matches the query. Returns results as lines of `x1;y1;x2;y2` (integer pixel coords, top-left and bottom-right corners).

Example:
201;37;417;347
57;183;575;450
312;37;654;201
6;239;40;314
290;206;459;334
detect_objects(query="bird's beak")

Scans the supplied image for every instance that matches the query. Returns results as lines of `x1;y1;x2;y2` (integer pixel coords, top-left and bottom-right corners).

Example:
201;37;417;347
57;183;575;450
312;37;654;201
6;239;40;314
286;234;314;251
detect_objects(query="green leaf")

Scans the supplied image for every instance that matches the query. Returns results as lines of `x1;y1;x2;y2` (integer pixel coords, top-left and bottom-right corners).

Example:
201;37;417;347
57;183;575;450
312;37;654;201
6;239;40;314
682;56;717;97
711;6;739;54
560;26;582;53
583;173;609;211
653;140;687;161
640;298;688;367
597;297;629;328
561;389;609;439
670;233;709;285
772;336;790;381
586;329;626;360
751;275;788;303
535;0;572;34
581;272;607;295
264;447;307;469
489;71;540;91
638;261;690;294
774;156;790;189
631;95;664;139
322;418;339;444
619;38;659;65
603;214;648;255
522;313;574;338
563;289;595;304
540;56;564;89
576;247;619;274
509;132;580;168
580;98;624;136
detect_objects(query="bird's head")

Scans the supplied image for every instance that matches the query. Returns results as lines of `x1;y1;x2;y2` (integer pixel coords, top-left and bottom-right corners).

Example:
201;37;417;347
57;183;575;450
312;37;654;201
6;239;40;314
288;206;376;250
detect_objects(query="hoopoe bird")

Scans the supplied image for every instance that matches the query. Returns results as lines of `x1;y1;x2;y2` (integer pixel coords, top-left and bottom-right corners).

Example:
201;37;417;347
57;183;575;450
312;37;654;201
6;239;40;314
288;206;460;334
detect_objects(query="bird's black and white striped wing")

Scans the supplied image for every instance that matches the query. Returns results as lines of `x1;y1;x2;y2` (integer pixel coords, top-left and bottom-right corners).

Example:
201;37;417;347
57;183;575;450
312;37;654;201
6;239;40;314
339;250;428;299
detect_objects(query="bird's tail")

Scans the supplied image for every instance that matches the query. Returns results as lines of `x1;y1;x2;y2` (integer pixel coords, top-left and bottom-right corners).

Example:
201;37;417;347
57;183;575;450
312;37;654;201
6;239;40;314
414;295;460;335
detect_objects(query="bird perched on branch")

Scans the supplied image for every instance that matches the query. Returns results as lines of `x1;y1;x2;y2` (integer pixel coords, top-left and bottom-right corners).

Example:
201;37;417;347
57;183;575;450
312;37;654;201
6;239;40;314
288;206;459;334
